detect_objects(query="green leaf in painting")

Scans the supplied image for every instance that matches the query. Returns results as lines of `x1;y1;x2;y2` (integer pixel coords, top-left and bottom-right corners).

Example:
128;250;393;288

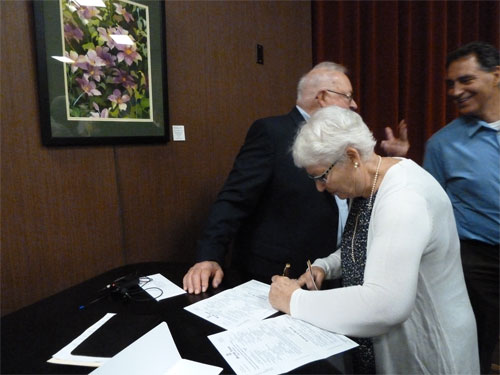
82;42;95;51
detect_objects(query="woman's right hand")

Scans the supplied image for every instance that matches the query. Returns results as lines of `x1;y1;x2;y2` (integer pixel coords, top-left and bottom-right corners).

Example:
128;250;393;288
298;266;326;290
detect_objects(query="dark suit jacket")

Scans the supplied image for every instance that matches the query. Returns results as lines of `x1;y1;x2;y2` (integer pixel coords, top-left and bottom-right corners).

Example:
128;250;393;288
196;107;339;282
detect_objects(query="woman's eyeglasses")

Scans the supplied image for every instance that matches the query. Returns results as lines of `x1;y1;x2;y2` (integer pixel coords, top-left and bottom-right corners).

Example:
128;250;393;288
307;161;336;183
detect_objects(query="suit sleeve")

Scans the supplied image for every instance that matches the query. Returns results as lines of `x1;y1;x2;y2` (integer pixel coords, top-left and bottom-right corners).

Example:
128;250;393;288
196;119;275;265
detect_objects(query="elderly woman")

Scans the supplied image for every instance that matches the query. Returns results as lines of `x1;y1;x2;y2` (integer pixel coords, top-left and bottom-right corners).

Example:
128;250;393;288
269;106;479;374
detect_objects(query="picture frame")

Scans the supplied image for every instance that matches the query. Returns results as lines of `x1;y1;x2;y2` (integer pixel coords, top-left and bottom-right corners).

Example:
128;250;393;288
33;0;169;146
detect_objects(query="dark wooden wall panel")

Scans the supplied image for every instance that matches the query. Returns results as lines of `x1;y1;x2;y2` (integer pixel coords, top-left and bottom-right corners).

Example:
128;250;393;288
1;0;312;315
1;1;125;315
119;1;312;263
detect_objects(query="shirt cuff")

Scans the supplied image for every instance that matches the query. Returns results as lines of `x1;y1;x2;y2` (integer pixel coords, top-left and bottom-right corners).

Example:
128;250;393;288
290;287;306;318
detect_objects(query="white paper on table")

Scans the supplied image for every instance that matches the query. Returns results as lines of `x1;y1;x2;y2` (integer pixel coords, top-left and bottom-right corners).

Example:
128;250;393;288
208;314;358;375
90;322;222;375
164;358;223;375
184;280;277;330
47;313;116;367
141;273;186;301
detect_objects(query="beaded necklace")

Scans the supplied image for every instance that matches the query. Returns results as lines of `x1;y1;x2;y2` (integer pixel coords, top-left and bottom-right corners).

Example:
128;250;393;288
350;155;382;263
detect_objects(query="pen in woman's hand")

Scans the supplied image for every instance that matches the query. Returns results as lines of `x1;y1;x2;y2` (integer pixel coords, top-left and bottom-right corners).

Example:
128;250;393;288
282;263;291;277
307;260;318;290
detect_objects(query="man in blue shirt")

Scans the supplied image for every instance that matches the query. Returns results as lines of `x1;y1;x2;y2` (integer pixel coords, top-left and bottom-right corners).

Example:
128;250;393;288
423;41;499;374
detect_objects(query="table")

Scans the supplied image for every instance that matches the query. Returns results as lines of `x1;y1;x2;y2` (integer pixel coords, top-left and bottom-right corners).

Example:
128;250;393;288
1;262;351;374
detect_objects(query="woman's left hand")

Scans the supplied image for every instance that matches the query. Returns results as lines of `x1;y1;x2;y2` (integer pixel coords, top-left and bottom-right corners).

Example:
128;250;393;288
269;275;301;314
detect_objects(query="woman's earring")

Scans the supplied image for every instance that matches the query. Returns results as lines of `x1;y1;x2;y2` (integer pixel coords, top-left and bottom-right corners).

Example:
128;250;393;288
354;162;359;168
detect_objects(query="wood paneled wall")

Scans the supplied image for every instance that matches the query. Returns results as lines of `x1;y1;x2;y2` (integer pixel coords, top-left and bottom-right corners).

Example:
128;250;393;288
0;0;312;315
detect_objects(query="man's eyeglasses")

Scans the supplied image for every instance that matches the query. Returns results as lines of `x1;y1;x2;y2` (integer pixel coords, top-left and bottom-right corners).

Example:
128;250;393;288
308;161;336;183
326;89;354;103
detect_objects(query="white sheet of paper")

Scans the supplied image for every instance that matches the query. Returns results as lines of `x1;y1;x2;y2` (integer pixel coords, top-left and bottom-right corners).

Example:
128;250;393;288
184;280;277;330
48;313;116;367
209;314;358;375
164;358;223;375
90;322;222;375
141;273;186;301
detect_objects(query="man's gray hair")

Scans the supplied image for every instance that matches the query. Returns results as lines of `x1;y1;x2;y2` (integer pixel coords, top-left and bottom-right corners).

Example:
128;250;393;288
292;106;376;168
296;62;347;102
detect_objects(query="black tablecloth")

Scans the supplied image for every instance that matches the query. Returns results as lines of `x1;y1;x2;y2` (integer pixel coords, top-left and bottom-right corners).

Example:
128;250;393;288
1;262;349;374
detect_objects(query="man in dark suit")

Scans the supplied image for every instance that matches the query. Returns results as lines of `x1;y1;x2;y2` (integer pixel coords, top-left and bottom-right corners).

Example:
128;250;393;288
183;62;408;294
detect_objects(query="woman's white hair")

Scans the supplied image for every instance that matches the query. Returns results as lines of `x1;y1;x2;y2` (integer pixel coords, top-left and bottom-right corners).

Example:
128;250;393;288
292;106;376;168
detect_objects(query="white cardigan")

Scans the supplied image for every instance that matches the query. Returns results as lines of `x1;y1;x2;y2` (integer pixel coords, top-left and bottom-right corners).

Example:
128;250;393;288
290;159;479;374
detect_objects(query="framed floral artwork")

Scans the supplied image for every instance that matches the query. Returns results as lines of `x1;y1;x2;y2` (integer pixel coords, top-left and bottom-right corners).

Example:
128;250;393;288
33;0;169;146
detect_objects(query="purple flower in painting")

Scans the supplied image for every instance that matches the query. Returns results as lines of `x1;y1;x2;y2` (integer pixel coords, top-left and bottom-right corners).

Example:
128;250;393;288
112;68;136;89
108;89;130;111
97;27;115;49
74;50;107;81
90;103;109;118
77;6;102;22
64;23;84;43
86;49;107;67
63;51;81;73
86;65;105;82
95;46;116;67
76;74;101;96
115;25;129;35
97;26;129;50
114;3;134;23
116;44;142;66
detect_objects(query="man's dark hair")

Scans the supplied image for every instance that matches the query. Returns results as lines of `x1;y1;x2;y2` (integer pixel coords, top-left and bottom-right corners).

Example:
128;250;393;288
446;41;499;71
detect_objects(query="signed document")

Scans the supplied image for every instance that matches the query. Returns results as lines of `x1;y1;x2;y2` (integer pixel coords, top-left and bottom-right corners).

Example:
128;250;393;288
208;315;358;375
184;280;277;330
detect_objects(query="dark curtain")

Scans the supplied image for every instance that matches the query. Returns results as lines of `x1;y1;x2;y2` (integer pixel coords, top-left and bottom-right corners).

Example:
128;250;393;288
313;0;499;163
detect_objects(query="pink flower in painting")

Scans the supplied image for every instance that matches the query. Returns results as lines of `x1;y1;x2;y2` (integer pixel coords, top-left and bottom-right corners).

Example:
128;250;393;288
114;3;134;22
64;50;81;73
76;75;101;96
77;6;102;22
112;68;136;89
64;23;84;43
108;89;130;111
116;44;142;66
90;103;109;118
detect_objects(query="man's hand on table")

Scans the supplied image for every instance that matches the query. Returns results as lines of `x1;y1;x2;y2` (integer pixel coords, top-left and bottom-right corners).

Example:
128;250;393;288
183;261;224;294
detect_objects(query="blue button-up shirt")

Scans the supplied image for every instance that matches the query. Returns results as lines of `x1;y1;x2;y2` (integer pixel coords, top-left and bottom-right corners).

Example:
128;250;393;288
424;116;500;245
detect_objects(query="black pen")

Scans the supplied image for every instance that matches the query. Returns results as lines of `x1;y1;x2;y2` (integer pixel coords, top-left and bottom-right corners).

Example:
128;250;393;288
79;294;106;310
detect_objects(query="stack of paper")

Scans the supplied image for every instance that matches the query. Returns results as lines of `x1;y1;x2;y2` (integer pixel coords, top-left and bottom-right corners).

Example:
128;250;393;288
209;314;357;375
185;280;358;375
